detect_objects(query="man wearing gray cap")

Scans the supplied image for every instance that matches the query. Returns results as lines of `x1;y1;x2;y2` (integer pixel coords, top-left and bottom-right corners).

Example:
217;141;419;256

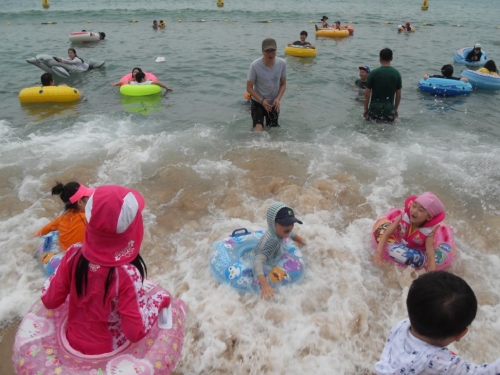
246;38;287;131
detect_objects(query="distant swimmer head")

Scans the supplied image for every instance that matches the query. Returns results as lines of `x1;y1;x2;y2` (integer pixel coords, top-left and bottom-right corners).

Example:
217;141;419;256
321;16;328;21
99;32;106;40
398;25;403;30
359;65;371;73
406;21;411;27
483;60;498;73
131;67;143;77
135;71;146;83
41;72;54;86
441;64;454;78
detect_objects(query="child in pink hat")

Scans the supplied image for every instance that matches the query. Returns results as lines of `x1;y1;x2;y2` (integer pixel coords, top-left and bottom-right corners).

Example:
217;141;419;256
41;185;171;355
372;192;445;271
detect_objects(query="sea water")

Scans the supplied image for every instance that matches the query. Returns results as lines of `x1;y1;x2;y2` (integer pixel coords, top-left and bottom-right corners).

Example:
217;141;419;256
0;0;499;373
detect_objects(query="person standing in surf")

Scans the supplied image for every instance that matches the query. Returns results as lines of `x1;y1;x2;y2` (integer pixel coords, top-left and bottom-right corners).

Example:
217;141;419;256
246;38;287;132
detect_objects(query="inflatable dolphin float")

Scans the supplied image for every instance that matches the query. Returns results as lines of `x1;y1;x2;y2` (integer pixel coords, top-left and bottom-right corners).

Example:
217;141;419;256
26;54;105;78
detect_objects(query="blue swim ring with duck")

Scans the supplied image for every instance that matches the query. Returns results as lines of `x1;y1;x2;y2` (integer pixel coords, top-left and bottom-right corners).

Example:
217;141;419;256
460;70;500;90
209;228;305;293
418;77;472;96
454;47;487;66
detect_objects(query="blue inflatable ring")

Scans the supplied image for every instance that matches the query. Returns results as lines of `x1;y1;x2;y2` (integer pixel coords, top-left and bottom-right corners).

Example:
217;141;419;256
460;70;500;90
209;228;305;293
454;47;487;66
418;77;472;96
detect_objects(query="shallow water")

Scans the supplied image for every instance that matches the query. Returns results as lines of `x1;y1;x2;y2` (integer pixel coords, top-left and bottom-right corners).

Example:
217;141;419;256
1;0;500;373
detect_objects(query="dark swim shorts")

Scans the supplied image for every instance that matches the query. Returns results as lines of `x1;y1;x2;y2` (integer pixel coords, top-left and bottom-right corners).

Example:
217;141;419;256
251;100;280;127
365;112;395;123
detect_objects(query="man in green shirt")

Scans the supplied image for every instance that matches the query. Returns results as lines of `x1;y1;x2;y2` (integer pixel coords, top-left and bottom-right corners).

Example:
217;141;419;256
364;48;402;122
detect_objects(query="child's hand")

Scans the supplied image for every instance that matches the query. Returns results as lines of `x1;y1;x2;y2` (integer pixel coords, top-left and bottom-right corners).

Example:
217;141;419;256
260;282;275;300
294;234;307;247
371;253;385;266
258;275;275;300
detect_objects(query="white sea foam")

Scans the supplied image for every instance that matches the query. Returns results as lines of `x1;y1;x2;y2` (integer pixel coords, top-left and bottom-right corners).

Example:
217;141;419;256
1;110;500;374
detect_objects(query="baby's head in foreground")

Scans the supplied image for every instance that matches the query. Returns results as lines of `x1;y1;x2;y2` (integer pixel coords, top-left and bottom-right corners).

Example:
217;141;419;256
407;271;477;346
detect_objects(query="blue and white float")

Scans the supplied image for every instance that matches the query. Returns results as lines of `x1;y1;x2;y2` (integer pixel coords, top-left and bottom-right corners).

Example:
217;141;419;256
418;77;472;96
460;70;500;90
36;231;64;277
26;54;105;78
454;47;487;66
210;228;305;293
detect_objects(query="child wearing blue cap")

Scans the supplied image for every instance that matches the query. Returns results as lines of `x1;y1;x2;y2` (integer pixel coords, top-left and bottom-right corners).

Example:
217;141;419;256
356;65;370;89
249;202;307;300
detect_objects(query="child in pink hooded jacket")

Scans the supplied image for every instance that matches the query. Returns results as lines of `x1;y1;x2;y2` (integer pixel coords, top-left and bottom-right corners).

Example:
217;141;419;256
41;185;170;354
372;192;445;271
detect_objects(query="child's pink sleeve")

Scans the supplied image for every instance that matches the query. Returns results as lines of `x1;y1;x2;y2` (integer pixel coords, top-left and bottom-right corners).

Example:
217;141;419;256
41;245;78;309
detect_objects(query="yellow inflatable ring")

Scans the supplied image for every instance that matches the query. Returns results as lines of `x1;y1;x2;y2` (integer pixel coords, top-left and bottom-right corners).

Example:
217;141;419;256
315;29;349;38
18;86;81;103
284;45;317;58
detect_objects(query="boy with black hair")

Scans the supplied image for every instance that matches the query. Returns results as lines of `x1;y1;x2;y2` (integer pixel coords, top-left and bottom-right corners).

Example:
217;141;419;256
423;64;468;82
40;72;67;87
288;31;315;49
132;71;173;91
375;271;500;374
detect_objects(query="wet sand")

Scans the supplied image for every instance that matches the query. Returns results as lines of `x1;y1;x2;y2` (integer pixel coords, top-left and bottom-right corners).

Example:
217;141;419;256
0;320;20;375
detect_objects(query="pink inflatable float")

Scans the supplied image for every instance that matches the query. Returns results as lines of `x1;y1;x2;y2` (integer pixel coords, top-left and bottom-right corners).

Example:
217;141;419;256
119;72;158;85
372;205;456;271
13;279;186;375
